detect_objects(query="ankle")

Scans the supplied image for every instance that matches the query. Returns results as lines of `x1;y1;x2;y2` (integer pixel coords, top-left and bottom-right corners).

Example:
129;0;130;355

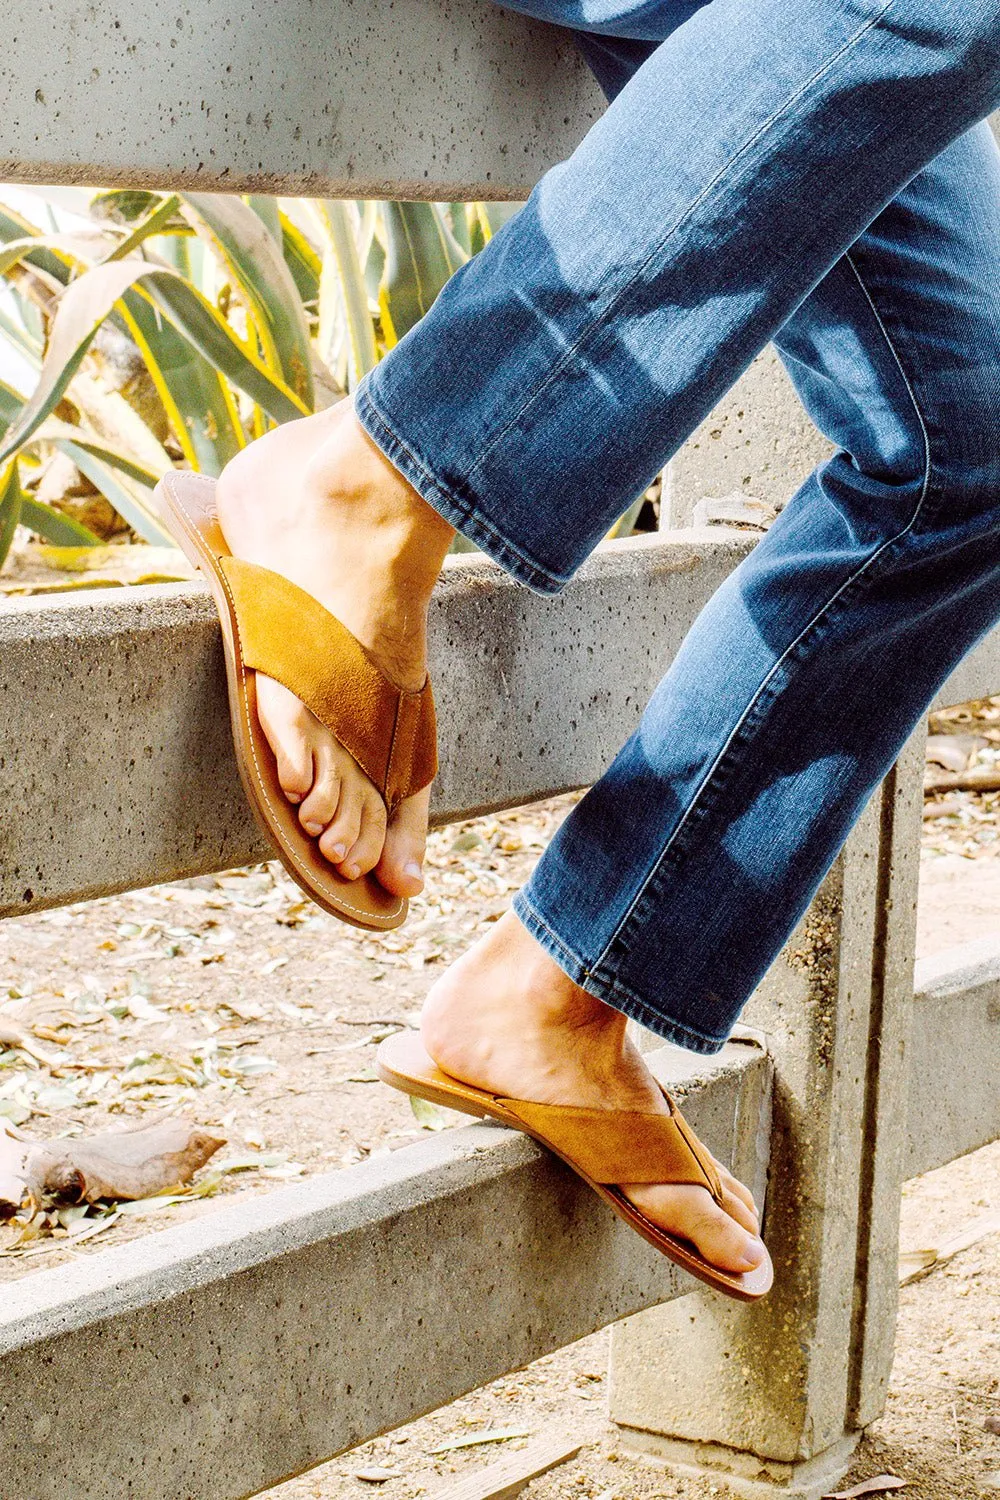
306;411;455;560
425;913;628;1043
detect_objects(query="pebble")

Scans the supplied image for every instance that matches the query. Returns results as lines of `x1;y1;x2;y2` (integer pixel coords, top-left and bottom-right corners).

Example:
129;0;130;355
355;1467;397;1484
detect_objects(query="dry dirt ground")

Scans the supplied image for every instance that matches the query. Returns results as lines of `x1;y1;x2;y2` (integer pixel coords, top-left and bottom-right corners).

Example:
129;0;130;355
2;747;1000;1499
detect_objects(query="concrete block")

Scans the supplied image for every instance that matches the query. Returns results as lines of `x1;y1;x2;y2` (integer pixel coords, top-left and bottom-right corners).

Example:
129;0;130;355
0;1041;770;1500
616;1430;861;1500
906;936;1000;1177
0;0;602;199
608;740;925;1487
664;348;834;526
933;622;1000;709
0;532;756;917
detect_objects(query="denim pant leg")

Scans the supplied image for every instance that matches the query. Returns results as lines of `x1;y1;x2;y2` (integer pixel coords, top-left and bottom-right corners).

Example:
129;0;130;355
352;2;1000;1049
354;0;1000;589
516;119;1000;1050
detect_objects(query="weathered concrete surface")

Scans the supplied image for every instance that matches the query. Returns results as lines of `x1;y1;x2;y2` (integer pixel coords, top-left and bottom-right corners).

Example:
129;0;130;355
0;1041;770;1500
0;532;755;918
906;936;1000;1178
0;0;602;198
609;743;924;1492
665;349;834;525
933;622;1000;710
848;732;924;1431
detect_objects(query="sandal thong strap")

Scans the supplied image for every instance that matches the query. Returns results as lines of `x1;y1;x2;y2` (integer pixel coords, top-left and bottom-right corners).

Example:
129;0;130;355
220;555;437;811
499;1094;725;1203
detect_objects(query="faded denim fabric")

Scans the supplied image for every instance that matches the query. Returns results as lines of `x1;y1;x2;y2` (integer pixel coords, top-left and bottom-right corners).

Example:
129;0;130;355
355;0;1000;1052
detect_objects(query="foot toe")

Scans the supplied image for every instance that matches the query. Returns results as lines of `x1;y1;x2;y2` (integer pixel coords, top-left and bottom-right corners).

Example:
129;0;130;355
624;1182;766;1275
340;794;388;880
716;1159;759;1222
376;786;431;897
298;742;342;837
256;675;315;804
319;783;363;869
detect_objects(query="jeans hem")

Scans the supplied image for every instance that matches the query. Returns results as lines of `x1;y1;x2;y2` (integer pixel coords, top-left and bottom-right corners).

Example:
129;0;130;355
512;890;729;1057
352;379;571;597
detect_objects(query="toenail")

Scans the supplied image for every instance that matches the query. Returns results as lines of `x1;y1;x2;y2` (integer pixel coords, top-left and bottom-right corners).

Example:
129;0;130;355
343;863;359;880
304;820;324;836
404;861;423;880
330;843;347;860
287;792;302;804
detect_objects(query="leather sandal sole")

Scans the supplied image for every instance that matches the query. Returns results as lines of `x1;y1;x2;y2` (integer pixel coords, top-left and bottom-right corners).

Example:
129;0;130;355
156;469;413;931
376;1029;773;1302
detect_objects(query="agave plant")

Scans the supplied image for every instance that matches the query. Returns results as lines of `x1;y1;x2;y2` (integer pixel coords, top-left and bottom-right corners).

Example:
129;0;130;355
0;186;644;581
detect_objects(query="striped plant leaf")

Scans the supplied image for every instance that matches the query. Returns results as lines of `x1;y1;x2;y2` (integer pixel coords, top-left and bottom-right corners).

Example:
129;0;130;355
0;258;307;468
0;211;244;475
469;201;524;256
277;209;322;313
19;493;102;546
606;494;647;539
57;441;172;545
180;193;314;408
0;458;22;568
101;195;184;263
445;203;473;256
0;204;72;283
378;202;467;346
116;289;244;475
34;418;165;489
245;196;282;247
316;201;378;387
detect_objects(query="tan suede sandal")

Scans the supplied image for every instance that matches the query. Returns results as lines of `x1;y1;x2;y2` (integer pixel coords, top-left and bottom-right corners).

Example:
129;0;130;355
156;470;437;932
376;1029;773;1301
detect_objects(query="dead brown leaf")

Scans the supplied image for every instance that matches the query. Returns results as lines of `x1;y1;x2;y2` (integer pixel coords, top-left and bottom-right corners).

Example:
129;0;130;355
0;1116;224;1216
925;734;986;773
823;1477;908;1499
0;1019;59;1067
23;1117;225;1204
0;1123;29;1219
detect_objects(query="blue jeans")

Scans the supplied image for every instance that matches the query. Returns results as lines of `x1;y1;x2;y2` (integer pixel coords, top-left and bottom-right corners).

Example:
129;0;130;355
354;0;1000;1053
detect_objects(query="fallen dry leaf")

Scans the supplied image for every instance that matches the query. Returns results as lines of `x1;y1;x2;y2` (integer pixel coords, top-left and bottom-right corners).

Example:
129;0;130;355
0;1020;59;1067
0;1123;29;1219
24;1117;225;1204
925;734;986;773
899;1211;1000;1285
1;1116;224;1216
823;1478;908;1499
431;1428;533;1455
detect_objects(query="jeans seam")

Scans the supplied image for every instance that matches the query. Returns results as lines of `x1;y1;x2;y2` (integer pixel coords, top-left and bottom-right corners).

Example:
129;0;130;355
353;380;570;592
463;0;897;486
513;889;592;977
591;244;935;977
514;891;727;1053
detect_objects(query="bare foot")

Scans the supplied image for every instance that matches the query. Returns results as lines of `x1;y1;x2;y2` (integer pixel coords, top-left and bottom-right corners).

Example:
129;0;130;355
216;399;454;895
420;912;767;1274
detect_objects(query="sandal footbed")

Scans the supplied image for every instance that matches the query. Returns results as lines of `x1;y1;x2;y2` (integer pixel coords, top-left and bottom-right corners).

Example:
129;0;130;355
376;1029;773;1303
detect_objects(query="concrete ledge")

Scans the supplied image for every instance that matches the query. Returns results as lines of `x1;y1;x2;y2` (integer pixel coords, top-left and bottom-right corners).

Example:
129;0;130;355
0;0;602;198
3;530;998;919
905;938;1000;1178
0;532;755;917
933;624;1000;711
0;1040;770;1500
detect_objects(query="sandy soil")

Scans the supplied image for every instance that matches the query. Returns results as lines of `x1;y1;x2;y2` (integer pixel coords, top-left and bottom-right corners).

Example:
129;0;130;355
1;752;999;1498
